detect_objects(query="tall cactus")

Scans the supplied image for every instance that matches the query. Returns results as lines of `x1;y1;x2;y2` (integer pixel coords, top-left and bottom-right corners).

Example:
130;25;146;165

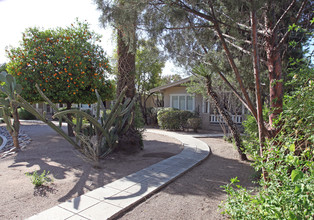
0;71;22;150
53;86;136;162
0;72;136;162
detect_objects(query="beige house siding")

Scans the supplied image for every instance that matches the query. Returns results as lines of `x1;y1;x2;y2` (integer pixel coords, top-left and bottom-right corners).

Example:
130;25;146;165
163;86;188;107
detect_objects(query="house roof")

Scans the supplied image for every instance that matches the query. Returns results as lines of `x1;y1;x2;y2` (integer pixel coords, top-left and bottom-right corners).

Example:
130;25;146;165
149;76;192;93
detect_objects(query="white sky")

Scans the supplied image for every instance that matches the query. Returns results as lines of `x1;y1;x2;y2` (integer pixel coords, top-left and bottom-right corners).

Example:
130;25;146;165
0;0;185;76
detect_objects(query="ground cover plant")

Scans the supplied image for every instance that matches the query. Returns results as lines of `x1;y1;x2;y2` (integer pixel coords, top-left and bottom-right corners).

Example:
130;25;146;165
25;170;53;187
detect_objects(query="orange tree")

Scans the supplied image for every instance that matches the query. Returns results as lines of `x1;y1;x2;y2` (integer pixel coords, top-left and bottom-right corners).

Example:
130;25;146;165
6;20;114;135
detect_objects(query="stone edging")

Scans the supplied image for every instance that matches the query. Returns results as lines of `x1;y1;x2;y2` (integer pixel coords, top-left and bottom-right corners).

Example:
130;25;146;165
0;135;7;151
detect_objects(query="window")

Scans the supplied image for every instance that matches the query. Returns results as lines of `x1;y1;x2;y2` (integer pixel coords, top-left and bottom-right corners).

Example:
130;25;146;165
172;96;179;109
187;96;194;111
202;98;210;113
170;94;195;111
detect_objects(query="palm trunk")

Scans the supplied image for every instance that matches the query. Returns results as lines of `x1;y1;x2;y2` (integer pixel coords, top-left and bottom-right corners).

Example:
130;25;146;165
115;26;142;152
206;76;247;161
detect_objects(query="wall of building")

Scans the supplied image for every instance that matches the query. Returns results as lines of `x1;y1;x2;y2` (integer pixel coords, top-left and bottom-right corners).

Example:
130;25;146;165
163;86;188;107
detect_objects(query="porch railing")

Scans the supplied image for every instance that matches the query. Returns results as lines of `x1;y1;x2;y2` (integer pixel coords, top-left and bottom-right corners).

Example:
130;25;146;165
210;114;243;124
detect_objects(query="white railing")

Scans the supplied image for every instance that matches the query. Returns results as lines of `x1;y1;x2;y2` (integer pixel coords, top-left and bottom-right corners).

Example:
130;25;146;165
210;114;242;124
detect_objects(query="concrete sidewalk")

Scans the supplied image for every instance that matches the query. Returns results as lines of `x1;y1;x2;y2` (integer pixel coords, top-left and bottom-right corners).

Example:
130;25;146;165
28;129;211;220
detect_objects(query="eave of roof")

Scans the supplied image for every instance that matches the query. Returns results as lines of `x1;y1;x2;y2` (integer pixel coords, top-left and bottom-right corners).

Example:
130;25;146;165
149;76;192;93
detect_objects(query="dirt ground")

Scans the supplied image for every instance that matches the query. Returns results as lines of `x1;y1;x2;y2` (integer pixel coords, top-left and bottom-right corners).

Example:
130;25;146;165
0;121;256;220
0;122;183;220
117;137;256;220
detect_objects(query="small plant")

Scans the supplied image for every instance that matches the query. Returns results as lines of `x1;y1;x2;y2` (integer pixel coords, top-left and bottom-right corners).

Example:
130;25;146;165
25;170;53;187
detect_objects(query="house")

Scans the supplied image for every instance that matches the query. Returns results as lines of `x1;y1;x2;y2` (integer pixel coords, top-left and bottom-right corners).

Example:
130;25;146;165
149;76;247;130
33;103;103;119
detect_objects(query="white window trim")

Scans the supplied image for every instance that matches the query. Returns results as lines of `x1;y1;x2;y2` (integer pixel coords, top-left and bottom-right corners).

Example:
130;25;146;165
170;94;195;111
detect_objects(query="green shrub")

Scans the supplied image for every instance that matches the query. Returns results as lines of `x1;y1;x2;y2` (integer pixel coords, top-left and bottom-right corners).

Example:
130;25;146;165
187;117;202;132
157;108;194;130
18;107;37;120
146;107;163;125
221;58;314;219
242;107;270;157
157;107;175;117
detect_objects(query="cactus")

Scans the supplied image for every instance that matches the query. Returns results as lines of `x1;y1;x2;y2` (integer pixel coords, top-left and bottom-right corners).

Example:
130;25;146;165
52;86;136;162
0;72;136;162
0;71;22;149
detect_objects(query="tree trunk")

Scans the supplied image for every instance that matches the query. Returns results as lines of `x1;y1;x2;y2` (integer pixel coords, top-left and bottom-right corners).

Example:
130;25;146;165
66;102;74;137
115;27;142;152
266;48;283;128
251;2;268;181
205;76;248;161
264;2;284;129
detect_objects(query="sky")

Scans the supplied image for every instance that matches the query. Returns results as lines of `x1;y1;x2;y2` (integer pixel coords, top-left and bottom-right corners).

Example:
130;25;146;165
0;0;184;76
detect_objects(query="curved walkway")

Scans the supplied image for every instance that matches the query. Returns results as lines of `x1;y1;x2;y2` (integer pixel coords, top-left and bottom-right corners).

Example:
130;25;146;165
28;129;211;220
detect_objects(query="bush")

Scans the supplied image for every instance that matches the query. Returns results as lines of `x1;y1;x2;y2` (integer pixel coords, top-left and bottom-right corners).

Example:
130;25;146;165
187;117;202;132
157;107;175;117
18;107;37;120
146;107;163;125
242;106;270;157
221;59;314;219
157;108;194;130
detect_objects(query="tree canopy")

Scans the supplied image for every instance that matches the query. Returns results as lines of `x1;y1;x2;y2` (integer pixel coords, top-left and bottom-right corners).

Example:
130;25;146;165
6;20;114;105
135;40;165;93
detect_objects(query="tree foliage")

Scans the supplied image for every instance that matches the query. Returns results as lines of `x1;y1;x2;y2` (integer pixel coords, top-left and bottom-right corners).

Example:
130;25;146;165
160;74;182;85
6;20;114;104
116;0;311;129
108;0;312;164
135;40;165;123
135;40;165;93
